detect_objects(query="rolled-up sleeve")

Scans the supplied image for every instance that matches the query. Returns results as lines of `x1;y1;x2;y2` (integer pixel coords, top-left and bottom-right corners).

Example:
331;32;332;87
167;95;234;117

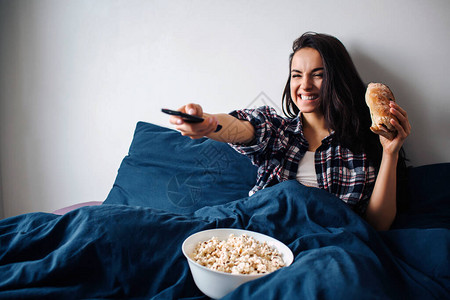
228;106;282;166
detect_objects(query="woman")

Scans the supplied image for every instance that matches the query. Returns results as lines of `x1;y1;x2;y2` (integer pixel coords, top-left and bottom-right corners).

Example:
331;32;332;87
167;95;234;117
169;32;411;231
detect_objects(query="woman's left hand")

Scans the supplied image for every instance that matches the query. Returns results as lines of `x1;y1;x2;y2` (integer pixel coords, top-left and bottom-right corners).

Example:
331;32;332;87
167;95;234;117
379;101;411;155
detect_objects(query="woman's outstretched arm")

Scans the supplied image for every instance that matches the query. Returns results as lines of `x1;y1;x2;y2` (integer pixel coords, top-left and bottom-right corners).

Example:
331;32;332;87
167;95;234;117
168;103;255;144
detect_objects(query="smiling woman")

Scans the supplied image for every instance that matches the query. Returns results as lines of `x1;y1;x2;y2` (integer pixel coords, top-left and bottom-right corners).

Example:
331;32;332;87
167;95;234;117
167;32;411;231
289;47;327;151
289;48;324;115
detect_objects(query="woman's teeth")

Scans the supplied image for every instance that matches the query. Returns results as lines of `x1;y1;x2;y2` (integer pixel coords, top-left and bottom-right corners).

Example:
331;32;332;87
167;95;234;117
300;95;318;100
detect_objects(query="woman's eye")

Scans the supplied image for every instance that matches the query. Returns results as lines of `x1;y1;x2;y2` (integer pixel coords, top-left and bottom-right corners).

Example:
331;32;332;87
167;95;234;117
291;74;301;78
313;73;323;78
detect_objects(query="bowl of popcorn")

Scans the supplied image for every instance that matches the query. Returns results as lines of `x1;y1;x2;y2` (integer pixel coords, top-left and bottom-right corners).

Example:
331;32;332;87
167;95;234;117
182;228;294;299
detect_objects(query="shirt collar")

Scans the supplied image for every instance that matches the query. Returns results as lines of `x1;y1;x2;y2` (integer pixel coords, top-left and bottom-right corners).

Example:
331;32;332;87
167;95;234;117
285;115;304;135
286;113;335;144
321;132;335;145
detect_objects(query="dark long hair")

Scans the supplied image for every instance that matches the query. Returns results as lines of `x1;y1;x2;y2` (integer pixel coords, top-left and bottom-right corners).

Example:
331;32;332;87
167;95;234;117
282;32;409;210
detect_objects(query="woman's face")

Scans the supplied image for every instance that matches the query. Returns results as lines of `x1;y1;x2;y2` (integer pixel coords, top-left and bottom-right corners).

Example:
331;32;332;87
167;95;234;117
290;47;324;115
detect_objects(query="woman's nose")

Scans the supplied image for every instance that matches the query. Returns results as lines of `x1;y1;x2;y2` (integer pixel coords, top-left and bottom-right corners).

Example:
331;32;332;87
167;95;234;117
301;76;312;90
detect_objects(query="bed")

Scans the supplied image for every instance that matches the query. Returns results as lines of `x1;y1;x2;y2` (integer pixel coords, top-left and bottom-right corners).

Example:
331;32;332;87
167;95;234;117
0;121;449;299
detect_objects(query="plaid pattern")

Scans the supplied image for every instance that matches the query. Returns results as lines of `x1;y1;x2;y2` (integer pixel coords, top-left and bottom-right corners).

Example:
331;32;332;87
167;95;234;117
228;106;376;215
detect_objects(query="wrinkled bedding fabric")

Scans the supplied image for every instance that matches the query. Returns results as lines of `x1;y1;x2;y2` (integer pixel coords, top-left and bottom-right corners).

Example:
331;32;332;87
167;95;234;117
0;181;449;299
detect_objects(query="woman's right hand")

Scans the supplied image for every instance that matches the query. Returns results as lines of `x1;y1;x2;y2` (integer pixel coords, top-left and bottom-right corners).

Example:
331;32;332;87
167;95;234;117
168;103;219;139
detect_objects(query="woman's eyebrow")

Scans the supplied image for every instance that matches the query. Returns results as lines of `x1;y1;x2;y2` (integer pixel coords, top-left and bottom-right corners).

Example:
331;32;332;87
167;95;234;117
291;67;324;73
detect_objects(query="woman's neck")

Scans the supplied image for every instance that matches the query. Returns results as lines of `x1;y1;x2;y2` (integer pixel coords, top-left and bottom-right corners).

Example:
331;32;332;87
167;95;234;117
301;112;330;151
301;112;327;131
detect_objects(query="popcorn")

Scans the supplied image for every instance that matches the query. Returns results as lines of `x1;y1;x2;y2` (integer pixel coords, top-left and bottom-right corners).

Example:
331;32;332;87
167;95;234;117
191;234;285;275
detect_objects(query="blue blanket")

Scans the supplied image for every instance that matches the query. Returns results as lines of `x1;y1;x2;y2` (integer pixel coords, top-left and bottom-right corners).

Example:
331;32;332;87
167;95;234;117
1;181;449;299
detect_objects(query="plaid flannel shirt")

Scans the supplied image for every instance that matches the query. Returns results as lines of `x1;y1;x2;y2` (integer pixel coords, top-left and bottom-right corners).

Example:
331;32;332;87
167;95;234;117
228;106;377;215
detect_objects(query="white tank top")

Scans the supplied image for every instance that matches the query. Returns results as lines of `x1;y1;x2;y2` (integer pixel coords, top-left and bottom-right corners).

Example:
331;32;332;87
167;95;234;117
296;151;319;188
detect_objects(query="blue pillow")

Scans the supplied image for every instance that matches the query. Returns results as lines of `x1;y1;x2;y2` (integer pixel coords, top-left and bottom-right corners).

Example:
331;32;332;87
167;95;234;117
104;122;257;214
406;163;450;209
392;162;450;229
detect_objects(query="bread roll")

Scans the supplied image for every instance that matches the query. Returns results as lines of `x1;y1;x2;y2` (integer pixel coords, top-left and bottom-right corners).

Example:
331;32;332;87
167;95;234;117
365;82;397;140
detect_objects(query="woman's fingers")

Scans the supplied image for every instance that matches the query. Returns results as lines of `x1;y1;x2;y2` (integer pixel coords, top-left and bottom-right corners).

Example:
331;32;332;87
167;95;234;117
167;103;217;139
175;115;218;139
390;102;411;136
182;103;203;117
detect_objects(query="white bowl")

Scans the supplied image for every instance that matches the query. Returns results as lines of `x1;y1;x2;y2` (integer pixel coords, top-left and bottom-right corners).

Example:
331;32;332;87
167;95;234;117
181;228;294;299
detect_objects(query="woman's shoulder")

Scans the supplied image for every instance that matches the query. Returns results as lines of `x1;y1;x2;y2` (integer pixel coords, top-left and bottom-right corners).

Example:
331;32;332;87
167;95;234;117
230;106;302;137
230;105;293;123
230;105;279;117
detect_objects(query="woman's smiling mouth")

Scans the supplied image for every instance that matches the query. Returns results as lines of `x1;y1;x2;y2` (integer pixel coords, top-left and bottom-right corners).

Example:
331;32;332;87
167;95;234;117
299;94;319;101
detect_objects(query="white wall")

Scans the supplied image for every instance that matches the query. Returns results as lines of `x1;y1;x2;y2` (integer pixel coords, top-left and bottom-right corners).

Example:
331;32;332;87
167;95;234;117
1;0;449;218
